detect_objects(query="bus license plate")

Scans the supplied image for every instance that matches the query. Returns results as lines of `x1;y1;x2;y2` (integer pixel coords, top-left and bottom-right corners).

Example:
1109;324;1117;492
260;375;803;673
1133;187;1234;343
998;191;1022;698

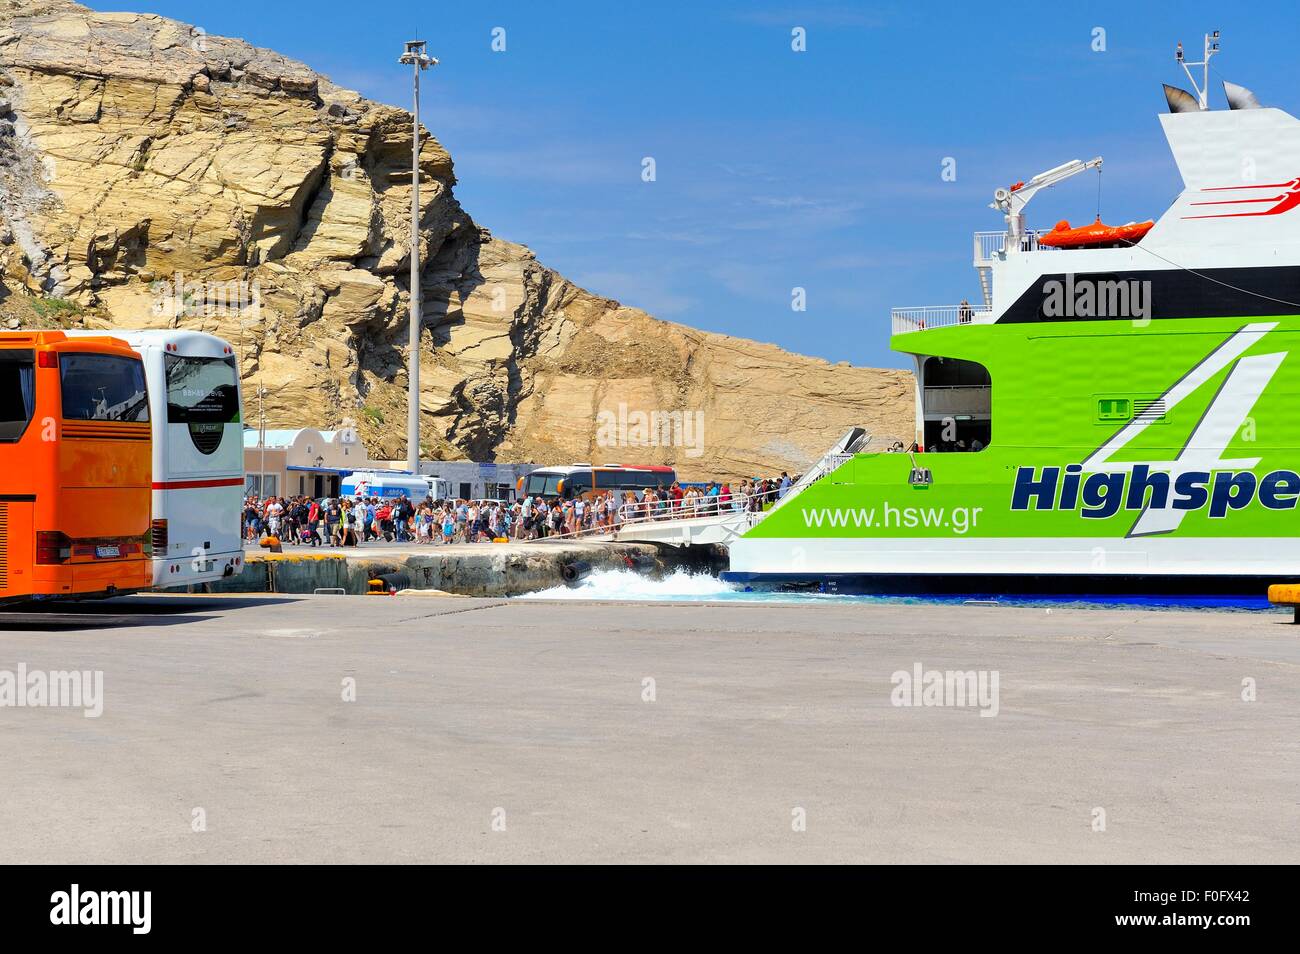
95;545;121;559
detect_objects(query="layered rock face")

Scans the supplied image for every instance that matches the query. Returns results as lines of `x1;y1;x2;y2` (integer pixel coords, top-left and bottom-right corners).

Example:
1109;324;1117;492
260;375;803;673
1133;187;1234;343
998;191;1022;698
0;0;913;479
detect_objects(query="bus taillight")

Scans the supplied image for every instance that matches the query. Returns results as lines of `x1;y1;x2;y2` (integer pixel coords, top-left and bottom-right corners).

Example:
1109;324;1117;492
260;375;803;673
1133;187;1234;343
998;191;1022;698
35;531;72;564
151;519;168;552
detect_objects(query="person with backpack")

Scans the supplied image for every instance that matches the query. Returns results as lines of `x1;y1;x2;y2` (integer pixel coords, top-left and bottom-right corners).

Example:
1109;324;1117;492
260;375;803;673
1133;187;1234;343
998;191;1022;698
306;498;321;547
390;495;405;542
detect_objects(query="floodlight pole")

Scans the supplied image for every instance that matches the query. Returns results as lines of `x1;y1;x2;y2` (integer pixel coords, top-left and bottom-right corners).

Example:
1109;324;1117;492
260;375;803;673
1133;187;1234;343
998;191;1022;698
399;40;437;475
257;385;268;496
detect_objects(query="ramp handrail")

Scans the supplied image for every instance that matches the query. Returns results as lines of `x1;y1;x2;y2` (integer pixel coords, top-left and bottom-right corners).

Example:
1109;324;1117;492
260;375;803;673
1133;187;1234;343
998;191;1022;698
536;486;783;541
765;428;866;514
520;427;878;542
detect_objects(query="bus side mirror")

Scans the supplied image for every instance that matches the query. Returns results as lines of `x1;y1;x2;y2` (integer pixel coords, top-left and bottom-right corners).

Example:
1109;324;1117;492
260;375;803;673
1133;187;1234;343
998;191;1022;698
909;467;932;487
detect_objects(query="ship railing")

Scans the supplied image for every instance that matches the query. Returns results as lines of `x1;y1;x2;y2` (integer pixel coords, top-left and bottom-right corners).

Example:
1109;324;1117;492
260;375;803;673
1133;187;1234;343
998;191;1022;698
972;229;1053;265
891;305;994;335
540;487;782;540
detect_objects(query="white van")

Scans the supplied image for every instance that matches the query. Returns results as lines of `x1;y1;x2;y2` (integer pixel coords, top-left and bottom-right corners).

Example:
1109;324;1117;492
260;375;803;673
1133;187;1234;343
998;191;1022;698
339;470;431;501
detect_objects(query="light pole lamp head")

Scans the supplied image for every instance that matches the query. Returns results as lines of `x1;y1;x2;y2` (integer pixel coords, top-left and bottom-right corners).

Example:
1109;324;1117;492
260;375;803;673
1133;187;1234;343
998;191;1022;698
400;40;437;69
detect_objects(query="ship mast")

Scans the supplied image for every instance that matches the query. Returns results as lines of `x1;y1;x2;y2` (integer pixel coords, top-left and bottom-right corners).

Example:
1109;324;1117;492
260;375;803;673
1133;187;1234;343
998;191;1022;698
1176;31;1220;110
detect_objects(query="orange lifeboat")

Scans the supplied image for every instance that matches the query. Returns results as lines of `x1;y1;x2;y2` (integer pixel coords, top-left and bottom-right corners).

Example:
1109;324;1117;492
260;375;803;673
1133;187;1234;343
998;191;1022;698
1037;217;1155;248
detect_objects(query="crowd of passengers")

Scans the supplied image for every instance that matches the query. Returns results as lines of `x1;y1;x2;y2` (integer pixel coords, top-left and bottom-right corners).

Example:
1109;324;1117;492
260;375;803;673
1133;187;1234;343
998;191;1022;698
242;473;798;547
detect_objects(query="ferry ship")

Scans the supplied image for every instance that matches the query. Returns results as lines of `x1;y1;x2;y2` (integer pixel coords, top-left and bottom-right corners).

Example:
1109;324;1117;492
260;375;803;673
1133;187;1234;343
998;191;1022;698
722;36;1300;596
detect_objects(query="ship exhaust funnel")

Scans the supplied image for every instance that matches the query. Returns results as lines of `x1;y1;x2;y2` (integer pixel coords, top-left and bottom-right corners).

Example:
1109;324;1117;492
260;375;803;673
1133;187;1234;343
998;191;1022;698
1223;80;1262;109
1163;83;1200;113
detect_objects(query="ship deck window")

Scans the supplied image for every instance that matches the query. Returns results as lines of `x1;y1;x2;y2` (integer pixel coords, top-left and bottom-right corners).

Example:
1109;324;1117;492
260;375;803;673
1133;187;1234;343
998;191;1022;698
924;356;991;387
921;356;990;452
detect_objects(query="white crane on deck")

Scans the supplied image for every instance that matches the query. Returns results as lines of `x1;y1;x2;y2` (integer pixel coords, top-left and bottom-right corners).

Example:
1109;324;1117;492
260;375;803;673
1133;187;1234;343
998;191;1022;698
991;157;1103;248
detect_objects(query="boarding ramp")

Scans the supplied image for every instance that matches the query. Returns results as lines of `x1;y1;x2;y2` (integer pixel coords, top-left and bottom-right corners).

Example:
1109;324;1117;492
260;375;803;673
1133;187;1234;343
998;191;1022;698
550;489;777;547
550;428;874;547
764;427;870;514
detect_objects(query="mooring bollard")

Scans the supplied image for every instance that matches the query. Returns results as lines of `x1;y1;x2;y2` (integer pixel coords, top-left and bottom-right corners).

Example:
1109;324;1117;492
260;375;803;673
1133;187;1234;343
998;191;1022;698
1265;584;1300;623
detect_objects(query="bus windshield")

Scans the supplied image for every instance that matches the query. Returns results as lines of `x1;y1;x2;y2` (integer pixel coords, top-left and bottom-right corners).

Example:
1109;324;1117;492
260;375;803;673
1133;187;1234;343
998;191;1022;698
59;353;149;422
0;349;35;441
525;474;565;496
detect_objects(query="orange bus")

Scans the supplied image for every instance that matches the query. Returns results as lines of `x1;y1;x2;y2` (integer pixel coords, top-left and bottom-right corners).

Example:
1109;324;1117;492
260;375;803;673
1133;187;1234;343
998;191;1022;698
0;331;153;603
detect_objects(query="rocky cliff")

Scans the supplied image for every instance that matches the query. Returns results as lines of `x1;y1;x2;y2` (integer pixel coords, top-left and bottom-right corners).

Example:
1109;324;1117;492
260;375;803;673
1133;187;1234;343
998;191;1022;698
0;0;913;479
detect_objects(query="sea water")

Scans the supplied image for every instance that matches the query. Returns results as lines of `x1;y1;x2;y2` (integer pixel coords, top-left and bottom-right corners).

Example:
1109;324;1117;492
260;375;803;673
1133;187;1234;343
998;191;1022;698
516;568;1278;611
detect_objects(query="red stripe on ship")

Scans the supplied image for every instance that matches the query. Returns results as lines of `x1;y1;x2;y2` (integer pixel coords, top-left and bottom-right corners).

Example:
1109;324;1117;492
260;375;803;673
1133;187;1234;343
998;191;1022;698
152;477;245;490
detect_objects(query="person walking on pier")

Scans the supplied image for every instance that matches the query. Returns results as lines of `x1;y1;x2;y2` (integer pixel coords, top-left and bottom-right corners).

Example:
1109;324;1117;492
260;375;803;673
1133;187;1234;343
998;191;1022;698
305;498;321;547
265;497;283;538
243;498;261;542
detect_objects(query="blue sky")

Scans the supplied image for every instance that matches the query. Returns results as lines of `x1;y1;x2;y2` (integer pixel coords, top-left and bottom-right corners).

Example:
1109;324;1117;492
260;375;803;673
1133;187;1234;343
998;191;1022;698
94;1;1300;368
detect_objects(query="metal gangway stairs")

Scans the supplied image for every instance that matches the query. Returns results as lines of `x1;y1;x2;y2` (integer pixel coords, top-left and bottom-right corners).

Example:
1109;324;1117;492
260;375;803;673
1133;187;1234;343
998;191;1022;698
548;428;871;548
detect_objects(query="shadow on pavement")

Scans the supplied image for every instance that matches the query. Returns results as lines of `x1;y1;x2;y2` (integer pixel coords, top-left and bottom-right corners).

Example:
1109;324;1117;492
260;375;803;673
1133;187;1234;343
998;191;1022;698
0;595;302;631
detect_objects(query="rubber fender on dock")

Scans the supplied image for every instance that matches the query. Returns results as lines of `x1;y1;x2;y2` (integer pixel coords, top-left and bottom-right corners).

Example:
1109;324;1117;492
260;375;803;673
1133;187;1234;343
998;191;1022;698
561;561;592;584
368;571;412;595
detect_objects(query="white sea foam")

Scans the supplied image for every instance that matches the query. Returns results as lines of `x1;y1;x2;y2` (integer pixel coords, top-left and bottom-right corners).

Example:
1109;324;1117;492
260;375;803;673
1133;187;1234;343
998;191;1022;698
519;568;735;601
517;568;845;603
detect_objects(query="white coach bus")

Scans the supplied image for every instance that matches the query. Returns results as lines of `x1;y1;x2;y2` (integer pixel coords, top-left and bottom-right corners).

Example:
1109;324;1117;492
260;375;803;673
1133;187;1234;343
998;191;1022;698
68;329;245;588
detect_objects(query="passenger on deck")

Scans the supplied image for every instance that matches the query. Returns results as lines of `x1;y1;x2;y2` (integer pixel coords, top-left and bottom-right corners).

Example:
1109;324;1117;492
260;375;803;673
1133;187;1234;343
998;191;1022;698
958;299;973;324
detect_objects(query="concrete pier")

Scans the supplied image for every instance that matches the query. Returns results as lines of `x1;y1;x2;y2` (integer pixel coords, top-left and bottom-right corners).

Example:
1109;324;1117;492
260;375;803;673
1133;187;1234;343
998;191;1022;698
0;594;1295;863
